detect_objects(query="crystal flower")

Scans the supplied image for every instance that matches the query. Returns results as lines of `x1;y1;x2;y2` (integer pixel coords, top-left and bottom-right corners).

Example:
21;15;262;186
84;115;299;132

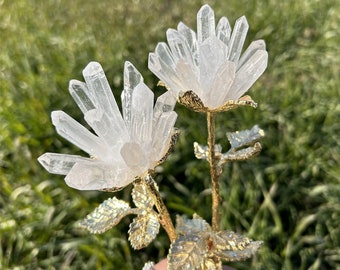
148;4;268;112
38;61;178;190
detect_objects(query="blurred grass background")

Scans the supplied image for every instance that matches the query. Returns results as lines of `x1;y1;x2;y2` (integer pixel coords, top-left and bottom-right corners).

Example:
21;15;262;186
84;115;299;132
0;0;339;269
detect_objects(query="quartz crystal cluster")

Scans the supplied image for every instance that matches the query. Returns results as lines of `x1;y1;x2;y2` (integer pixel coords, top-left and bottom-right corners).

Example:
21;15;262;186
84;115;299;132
148;4;268;110
38;61;177;190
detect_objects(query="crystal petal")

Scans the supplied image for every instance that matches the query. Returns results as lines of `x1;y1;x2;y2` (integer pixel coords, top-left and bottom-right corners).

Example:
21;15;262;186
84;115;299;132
65;160;133;190
51;110;106;158
122;61;143;125
197;4;215;45
229;50;268;99
228;16;249;64
151;111;177;161
216;16;231;46
207;61;236;108
167;29;194;67
82;62;128;138
153;91;176;128
84;108;126;151
38;152;90;175
175;60;202;97
177;22;198;66
148;53;183;96
69;80;95;115
237;40;266;70
155;42;176;70
130;82;154;144
120;142;148;170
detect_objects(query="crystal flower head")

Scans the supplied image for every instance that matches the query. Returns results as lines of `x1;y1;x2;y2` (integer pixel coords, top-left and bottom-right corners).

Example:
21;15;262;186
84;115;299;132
38;61;178;190
148;4;268;112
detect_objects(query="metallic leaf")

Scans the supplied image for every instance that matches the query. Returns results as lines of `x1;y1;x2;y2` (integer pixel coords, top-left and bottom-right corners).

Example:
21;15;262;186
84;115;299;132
213;240;263;262
220;142;262;164
212;95;257;112
168;234;208;270
80;197;137;234
132;181;154;210
178;90;207;112
226;125;264;149
210;230;263;262
176;213;211;235
128;213;160;250
193;142;222;161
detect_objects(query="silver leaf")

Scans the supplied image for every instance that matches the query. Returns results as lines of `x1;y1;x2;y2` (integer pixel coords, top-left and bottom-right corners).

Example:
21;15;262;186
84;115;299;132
220;142;262;164
226;125;264;150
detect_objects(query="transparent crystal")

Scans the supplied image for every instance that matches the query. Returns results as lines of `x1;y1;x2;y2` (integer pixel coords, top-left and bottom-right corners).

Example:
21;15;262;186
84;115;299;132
227;16;249;64
40;61;178;191
38;153;89;175
51;110;106;158
149;5;268;110
197;4;215;44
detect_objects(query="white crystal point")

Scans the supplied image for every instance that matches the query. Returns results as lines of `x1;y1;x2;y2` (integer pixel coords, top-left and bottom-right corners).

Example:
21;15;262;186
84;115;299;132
228;16;249;64
153;91;176;123
124;61;143;92
237;40;266;70
38;153;89;175
51;110;105;158
216;16;231;46
197;4;215;44
177;22;198;65
129;82;154;144
82;61;128;140
120;142;148;169
207;61;236;108
166;29;194;66
151;111;177;161
69;80;95;115
230;50;268;99
65;161;118;190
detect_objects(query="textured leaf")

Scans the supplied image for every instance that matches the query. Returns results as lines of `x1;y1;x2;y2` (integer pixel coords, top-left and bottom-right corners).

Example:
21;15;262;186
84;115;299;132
80;197;136;234
128;213;160;250
214;241;263;262
213;95;257;112
220;142;262;163
155;128;180;166
168;234;208;270
193;142;222;161
132;181;154;210
226;125;264;149
176;213;211;235
210;230;263;262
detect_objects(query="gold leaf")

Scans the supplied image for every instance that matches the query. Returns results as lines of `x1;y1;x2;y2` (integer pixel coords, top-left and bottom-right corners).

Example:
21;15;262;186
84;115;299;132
132;181;154;210
128;213;160;250
220;142;262;164
80;197;137;234
211;95;257;113
178;90;207;112
176;214;211;235
168;234;208;270
155;128;180;166
210;230;263;262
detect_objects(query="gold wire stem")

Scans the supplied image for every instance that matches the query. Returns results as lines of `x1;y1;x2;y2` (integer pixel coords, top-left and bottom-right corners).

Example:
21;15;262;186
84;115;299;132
144;174;177;243
207;112;221;232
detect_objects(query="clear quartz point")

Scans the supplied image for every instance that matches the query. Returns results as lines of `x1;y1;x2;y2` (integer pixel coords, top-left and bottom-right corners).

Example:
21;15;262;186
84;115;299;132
228;16;249;64
38;153;89;175
197;4;215;44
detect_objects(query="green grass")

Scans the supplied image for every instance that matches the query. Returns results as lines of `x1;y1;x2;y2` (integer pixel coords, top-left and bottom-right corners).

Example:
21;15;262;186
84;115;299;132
1;0;339;269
